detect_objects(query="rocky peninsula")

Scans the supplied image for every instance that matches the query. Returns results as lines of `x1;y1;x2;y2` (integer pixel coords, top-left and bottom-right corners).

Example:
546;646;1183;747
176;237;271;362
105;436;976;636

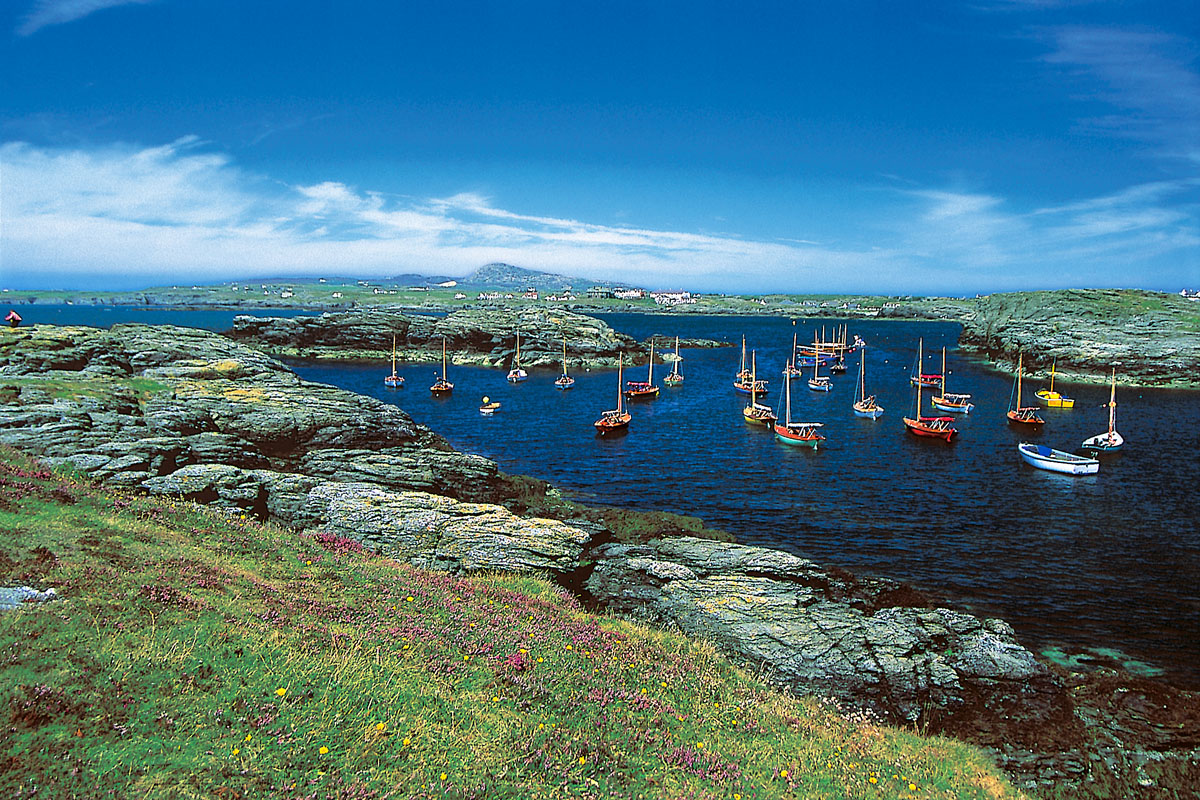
956;289;1200;388
227;306;662;369
2;322;1198;797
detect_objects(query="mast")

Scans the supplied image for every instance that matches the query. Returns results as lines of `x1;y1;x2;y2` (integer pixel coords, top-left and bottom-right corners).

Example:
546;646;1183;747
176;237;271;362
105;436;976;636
515;330;521;368
916;338;923;415
672;335;680;376
562;338;568;376
617;356;624;414
1050;359;1056;393
1108;367;1117;436
441;337;447;379
391;333;397;374
648;342;655;383
784;360;792;425
1017;353;1023;409
790;331;798;372
858;348;866;403
812;333;820;379
941;347;947;393
740;335;746;374
750;351;757;404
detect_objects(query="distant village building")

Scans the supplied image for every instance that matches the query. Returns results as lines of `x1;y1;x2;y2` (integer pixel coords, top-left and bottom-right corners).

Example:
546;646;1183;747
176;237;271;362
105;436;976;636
454;292;467;300
1181;289;1200;301
586;286;615;299
319;278;327;283
280;291;294;299
522;288;539;300
614;288;645;300
477;291;503;301
331;292;343;298
651;291;695;306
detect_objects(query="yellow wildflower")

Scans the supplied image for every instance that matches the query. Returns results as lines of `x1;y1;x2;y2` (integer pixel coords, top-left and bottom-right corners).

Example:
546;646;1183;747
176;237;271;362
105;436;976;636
440;773;447;781
909;784;917;792
403;737;411;746
375;722;386;731
319;746;329;755
232;748;240;756
781;769;789;778
244;733;253;742
275;687;287;698
579;756;586;765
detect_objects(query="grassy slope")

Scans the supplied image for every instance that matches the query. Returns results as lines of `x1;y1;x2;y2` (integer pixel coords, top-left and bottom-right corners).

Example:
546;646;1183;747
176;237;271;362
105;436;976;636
0;448;1021;799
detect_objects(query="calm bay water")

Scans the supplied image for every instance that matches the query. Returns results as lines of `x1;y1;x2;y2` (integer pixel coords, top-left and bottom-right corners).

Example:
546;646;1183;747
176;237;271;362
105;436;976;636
22;307;1200;687
297;313;1200;689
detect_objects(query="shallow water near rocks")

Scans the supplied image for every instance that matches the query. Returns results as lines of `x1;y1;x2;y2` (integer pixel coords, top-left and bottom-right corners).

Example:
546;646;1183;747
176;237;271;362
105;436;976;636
23;306;1200;690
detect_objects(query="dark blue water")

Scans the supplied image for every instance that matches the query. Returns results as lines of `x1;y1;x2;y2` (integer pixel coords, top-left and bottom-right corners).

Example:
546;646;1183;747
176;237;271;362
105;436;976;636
293;314;1200;689
13;304;318;331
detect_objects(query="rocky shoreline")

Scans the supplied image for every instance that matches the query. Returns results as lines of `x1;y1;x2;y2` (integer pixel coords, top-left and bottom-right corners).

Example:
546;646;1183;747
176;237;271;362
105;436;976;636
2;322;1198;797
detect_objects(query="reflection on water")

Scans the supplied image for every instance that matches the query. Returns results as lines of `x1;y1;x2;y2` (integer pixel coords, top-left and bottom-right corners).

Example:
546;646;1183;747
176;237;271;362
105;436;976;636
296;314;1200;689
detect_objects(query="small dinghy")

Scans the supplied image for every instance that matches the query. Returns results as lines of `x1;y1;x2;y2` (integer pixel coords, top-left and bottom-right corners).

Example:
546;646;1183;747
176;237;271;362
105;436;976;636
1018;443;1099;475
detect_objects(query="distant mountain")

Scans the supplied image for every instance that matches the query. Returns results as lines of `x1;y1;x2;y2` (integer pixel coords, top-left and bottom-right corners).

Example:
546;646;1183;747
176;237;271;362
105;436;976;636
458;263;607;292
387;273;457;286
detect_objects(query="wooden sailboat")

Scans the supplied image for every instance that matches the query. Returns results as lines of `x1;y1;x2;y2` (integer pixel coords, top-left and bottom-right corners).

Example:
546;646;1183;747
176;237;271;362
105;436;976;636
1035;359;1074;408
383;333;404;387
664;335;684;386
929;346;973;413
733;335;766;394
506;330;528;382
430;337;453;394
1082;368;1124;451
594;355;631;433
852;347;884;419
624;342;660;399
807;334;832;392
903;338;955;440
1006;353;1044;426
774;366;824;447
743;351;777;425
554;338;575;390
909;342;942;387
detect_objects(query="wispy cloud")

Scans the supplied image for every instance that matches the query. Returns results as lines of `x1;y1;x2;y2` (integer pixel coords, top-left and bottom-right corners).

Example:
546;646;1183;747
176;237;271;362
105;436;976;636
1;138;1196;293
17;0;155;37
1040;26;1200;163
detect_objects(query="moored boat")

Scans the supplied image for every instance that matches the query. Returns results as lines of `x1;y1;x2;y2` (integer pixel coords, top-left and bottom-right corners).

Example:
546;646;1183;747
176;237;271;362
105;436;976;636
554;338;575;390
781;331;802;379
929;347;973;413
806;334;832;392
1035;359;1075;408
774;365;824;447
664;335;684;386
624;341;660;400
1006;353;1044;426
506;330;528;383
479;396;501;415
903;338;956;440
430;337;453;394
594;356;631;433
1018;443;1099;475
742;351;777;426
852;347;884;419
733;335;767;394
1082;367;1124;451
383;333;404;388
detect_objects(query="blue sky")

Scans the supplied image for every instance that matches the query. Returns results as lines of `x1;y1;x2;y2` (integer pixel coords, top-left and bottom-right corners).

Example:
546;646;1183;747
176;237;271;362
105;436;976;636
1;0;1197;293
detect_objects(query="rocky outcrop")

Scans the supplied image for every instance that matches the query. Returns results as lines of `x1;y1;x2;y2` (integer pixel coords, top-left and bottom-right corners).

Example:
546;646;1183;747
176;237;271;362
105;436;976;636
586;538;1065;730
957;289;1200;388
227;307;646;368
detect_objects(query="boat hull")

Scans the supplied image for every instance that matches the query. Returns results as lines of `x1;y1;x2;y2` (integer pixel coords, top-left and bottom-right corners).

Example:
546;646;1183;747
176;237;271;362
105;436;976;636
664;375;684;386
1035;390;1074;408
594;412;631;433
903;416;955;441
506;370;528;383
930;397;972;414
853;402;884;419
384;376;403;388
733;380;767;395
1007;409;1044;425
554;377;575;390
743;404;777;426
1018;443;1099;474
773;424;824;448
807;379;832;392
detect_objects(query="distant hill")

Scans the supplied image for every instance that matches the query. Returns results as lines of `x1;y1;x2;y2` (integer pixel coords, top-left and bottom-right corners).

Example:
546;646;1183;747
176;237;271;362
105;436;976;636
386;273;457;286
458;263;608;292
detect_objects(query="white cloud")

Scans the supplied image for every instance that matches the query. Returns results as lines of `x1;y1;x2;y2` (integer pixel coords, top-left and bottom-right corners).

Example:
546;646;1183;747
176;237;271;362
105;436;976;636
17;0;156;36
1;138;1196;293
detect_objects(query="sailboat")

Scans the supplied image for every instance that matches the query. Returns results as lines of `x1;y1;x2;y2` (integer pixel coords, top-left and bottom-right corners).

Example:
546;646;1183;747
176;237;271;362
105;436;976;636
903;338;956;440
1082;368;1124;451
506;330;528;382
430;337;453;394
554;338;575;390
1006;353;1044;426
594;355;631;433
807;334;832;392
383;333;404;387
1035;359;1075;408
852;347;884;419
663;336;684;386
781;331;802;379
774;366;825;447
909;344;942;387
929;347;973;413
624;342;660;399
733;335;766;394
743;351;777;425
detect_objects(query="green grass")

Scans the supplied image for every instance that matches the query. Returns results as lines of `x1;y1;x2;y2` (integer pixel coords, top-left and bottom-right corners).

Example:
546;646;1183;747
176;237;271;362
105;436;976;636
0;447;1023;799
